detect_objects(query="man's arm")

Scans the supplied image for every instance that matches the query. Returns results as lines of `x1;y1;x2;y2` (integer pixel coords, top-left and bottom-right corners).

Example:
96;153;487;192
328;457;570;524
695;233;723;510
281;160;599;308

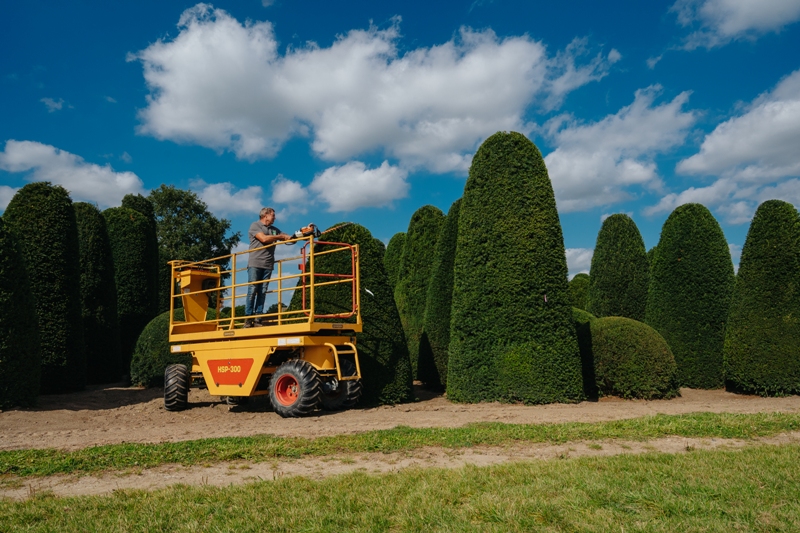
253;232;290;244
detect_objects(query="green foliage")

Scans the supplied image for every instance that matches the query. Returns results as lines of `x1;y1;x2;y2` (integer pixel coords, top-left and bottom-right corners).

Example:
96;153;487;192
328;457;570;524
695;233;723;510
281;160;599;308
103;206;160;378
448;131;583;403
0;217;40;407
568;273;590;310
591;317;678;399
121;194;160;312
394;206;445;378
74;203;121;384
148;185;240;313
572;307;597;399
384;232;405;291
646;203;734;389
587;214;649;320
130;309;192;387
418;199;461;388
724;200;800;395
3;182;86;393
290;223;413;405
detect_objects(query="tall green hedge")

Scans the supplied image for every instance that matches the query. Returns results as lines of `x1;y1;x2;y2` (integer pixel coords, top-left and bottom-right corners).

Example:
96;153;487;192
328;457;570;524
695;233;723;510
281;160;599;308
384;232;406;291
573;307;597;399
103;206;160;379
448;131;583;404
591;317;678;400
569;273;590;311
74;203;121;384
121;194;160;311
291;223;413;405
587;214;649;320
0;217;41;407
3;182;86;393
418;198;462;388
723;200;800;395
646;203;734;389
394;206;445;378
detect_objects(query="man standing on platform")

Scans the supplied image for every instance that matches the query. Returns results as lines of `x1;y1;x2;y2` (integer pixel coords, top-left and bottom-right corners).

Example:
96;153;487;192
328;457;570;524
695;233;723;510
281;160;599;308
245;207;289;327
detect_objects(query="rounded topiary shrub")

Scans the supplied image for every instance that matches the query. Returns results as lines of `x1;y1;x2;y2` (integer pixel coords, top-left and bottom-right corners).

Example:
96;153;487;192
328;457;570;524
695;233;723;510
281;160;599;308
394;205;445;378
724;200;800;395
74;202;121;384
384;232;406;291
130;309;191;387
418;199;462;388
448;131;583;404
591;317;678;399
104;206;160;378
4;182;86;393
569;273;590;310
291;223;414;405
587;214;649;321
646;203;734;389
0;217;41;407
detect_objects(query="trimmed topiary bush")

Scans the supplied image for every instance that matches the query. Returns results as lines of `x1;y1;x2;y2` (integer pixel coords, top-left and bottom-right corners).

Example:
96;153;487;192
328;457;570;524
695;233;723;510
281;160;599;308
121;194;160;311
0;217;41;407
723;200;800;395
104;206;160;379
448;131;583;404
290;223;414;405
394;206;445;378
569;273;590;311
587;214;649;320
646;203;734;389
4;182;86;393
74;203;121;384
573;307;597;399
130;309;192;387
591;317;678;399
418;198;461;388
384;232;406;291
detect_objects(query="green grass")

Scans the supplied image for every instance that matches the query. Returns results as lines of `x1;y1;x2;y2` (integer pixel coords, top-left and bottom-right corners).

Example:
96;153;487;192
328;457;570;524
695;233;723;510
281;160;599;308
2;444;799;531
1;412;799;478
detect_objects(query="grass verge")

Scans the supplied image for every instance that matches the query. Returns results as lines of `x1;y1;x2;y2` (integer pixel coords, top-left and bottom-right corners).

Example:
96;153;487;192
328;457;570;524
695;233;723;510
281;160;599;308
2;444;799;531
1;411;799;478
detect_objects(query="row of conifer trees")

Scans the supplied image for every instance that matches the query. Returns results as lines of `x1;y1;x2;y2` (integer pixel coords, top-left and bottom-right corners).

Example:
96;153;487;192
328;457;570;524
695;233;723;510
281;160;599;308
0;182;160;408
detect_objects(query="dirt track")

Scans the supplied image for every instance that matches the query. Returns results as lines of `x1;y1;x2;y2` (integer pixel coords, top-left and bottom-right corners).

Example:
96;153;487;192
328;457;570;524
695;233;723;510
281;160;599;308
2;384;800;452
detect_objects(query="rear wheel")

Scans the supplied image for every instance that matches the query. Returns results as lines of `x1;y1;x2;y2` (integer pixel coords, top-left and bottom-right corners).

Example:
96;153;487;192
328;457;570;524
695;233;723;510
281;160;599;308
320;359;362;411
269;360;320;417
164;364;190;411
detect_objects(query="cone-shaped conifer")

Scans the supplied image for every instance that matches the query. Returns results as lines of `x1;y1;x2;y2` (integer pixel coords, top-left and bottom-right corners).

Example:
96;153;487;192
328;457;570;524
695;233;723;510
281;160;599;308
646;203;734;388
587;214;649;320
384;232;405;291
418;199;461;387
569;273;590;310
724;200;800;395
394;206;445;378
4;182;86;393
74;202;121;384
0;217;40;407
104;206;160;378
448;131;583;403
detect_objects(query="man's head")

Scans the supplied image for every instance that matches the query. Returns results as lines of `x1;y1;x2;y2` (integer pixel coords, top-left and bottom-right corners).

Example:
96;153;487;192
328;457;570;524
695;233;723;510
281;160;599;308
259;207;276;225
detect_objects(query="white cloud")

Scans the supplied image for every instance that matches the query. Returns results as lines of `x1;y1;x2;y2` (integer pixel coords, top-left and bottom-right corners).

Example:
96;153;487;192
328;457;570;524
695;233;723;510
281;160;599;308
652;69;800;223
40;97;64;112
309;161;409;212
0;185;18;210
646;55;663;69
0;140;145;208
105;96;117;103
672;0;800;48
544;86;697;212
566;247;593;277
131;4;616;174
191;179;264;217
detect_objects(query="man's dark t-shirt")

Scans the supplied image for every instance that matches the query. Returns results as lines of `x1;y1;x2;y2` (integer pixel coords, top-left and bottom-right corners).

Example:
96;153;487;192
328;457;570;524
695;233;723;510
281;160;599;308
248;221;282;269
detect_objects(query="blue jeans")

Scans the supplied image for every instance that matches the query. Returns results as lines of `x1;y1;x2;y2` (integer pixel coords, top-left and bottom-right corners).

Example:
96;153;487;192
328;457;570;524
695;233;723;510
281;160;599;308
245;267;273;317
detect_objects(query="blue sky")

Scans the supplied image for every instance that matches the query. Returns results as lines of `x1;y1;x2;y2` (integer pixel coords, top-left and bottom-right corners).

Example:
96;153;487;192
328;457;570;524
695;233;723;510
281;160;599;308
2;0;800;277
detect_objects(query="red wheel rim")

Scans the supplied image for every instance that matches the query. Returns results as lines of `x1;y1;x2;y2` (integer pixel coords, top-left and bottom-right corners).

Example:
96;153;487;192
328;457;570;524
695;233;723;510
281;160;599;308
275;374;300;406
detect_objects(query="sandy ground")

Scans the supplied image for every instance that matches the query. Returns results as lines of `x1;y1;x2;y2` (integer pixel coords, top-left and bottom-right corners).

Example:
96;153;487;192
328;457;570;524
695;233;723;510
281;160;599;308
2;385;800;500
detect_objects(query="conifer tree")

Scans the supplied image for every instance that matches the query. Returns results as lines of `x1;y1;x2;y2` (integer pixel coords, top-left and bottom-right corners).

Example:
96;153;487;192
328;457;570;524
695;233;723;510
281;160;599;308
384;232;406;291
568;273;590;311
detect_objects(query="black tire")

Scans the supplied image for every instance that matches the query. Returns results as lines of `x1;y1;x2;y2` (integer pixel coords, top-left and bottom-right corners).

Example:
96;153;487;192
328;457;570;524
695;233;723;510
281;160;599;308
320;359;362;411
164;364;190;411
225;396;250;406
269;359;321;418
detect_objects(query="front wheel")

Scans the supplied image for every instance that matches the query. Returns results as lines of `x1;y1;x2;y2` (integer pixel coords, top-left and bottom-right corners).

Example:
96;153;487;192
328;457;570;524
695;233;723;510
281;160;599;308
269;360;321;417
164;364;190;411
